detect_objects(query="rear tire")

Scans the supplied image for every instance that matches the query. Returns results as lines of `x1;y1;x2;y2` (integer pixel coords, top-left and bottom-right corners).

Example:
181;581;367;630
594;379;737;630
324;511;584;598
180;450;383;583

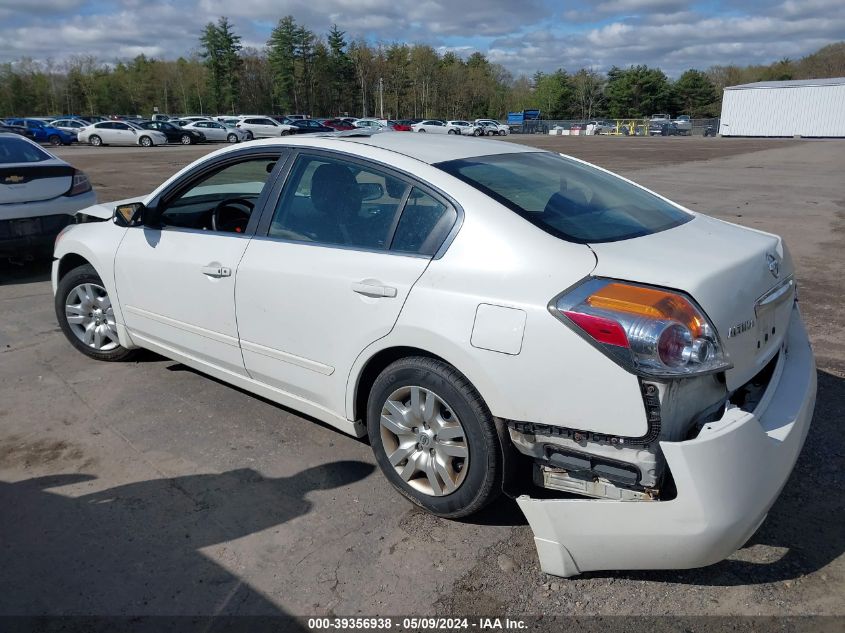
48;135;61;146
418;129;426;133
55;264;136;362
227;133;238;143
367;357;502;518
89;135;102;147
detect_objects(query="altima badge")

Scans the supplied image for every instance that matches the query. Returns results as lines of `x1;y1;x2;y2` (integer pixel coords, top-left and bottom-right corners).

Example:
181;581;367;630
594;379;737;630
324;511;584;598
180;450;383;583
766;253;780;278
727;319;755;338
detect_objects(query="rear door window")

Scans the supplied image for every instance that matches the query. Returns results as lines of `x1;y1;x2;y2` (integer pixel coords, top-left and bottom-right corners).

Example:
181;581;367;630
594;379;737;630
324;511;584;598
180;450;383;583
391;188;456;256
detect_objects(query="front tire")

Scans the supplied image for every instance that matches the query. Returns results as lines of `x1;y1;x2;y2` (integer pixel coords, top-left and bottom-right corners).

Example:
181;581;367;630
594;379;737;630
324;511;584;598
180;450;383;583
48;135;61;146
139;135;153;147
367;357;502;518
227;133;239;143
180;134;192;144
55;264;136;362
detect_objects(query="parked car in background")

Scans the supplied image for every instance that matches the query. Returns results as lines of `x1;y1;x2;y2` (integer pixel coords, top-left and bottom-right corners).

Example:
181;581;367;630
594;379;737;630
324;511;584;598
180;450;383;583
321;118;356;131
387;120;412;132
446;121;482;136
352;118;382;131
182;120;249;143
649;121;685;136
0;122;38;140
50;118;91;137
586;120;614;135
52;133;814;580
139;120;206;145
474;119;509;136
179;116;214;124
5;118;77;146
290;119;336;134
286;114;308;120
79;121;167;147
236;116;297;138
411;120;448;134
0;132;95;259
673;115;693;135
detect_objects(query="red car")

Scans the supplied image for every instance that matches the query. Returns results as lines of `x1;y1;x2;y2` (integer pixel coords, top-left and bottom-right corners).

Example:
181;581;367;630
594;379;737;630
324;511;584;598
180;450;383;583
387;120;412;131
321;118;356;131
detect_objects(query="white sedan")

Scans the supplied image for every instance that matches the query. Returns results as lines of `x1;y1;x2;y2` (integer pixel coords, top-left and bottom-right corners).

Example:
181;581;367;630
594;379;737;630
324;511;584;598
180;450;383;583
0;132;96;258
183;120;249;143
474;119;510;135
411;120;449;134
446;120;482;136
52;134;815;578
79;121;167;147
235;116;298;138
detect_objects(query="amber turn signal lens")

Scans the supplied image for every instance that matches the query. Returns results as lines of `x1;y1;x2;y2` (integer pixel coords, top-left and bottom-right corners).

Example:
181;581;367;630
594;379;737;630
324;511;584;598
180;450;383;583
585;282;706;338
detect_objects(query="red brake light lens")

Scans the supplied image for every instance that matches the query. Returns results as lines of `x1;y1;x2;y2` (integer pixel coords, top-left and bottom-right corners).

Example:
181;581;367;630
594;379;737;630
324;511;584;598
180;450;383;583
66;170;92;196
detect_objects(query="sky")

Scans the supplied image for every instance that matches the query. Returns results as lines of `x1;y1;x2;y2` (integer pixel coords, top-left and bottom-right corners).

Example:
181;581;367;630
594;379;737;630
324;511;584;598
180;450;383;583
0;0;843;77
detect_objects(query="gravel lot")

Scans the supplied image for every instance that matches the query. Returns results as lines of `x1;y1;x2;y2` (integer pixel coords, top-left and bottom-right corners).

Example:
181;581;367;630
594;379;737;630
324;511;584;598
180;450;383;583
0;136;842;625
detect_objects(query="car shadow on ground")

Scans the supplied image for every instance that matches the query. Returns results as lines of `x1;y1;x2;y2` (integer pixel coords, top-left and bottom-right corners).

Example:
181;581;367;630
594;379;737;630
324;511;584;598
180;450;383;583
582;369;845;586
0;460;374;621
0;258;52;286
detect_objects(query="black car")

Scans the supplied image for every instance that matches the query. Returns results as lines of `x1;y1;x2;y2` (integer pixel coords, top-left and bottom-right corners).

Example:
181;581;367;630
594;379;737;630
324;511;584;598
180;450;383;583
0;122;37;140
139;120;206;144
290;119;335;134
648;121;685;136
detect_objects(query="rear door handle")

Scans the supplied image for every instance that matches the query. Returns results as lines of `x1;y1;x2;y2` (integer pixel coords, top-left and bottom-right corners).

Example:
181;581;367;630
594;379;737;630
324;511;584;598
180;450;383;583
352;282;397;298
201;265;231;278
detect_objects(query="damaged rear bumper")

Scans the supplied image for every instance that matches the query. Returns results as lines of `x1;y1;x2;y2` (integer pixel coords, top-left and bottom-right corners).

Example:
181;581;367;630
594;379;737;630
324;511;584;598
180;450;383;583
517;306;816;577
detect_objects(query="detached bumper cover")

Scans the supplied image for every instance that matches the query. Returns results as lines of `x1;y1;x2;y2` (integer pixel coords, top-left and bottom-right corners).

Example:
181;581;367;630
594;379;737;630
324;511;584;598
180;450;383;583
518;306;816;577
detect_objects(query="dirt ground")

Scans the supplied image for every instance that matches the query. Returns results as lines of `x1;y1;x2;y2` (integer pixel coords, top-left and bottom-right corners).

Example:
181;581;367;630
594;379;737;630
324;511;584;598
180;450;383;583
1;135;842;625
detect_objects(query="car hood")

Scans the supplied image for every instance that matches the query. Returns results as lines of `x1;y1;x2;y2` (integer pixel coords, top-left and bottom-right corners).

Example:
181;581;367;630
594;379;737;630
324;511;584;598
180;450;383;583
589;214;795;390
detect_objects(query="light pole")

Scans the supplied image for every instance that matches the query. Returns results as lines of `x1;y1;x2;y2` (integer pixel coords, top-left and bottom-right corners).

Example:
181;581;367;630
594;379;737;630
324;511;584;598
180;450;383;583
379;77;384;120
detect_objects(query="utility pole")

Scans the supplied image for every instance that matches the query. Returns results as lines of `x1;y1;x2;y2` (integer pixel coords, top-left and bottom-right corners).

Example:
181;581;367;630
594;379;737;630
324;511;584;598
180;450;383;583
379;77;384;119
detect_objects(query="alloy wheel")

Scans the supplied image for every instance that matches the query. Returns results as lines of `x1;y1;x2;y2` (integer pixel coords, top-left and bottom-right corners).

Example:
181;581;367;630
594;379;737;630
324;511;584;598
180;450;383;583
64;283;119;351
379;386;469;496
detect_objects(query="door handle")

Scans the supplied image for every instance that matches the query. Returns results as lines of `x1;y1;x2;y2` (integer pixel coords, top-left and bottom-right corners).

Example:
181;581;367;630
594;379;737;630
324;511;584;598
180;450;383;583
352;282;397;298
201;265;231;278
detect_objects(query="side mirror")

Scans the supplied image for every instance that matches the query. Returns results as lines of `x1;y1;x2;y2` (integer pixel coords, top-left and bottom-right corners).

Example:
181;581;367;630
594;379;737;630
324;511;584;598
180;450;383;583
113;202;147;227
358;182;385;202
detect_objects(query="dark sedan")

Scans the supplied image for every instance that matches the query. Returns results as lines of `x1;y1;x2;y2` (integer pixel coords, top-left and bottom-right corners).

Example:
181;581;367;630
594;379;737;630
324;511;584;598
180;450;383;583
139;120;206;144
290;119;336;134
320;118;356;131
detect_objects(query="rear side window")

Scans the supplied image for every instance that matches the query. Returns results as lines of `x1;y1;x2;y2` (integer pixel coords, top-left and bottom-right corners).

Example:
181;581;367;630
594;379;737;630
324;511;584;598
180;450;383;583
0;137;51;163
436;152;691;243
391;188;456;256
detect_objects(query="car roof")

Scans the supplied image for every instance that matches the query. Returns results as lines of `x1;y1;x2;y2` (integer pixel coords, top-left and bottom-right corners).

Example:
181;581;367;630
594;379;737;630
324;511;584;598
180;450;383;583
242;132;539;165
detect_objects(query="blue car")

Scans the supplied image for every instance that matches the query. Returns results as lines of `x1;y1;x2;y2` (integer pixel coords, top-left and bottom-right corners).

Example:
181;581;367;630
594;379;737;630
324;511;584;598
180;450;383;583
4;118;77;145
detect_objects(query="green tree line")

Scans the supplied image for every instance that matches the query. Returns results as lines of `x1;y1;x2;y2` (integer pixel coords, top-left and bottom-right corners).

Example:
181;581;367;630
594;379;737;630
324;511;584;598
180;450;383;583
1;17;843;121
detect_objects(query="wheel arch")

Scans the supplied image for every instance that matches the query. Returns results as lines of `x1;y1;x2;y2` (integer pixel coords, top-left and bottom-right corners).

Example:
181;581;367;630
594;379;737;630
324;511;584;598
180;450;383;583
57;252;93;281
351;345;449;424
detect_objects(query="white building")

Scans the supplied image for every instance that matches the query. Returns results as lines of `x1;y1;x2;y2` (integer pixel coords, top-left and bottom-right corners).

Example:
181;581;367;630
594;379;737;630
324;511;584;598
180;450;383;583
719;77;845;137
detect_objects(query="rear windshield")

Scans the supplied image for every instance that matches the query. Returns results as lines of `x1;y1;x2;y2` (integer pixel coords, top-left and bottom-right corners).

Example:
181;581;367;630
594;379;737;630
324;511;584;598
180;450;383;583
436;151;691;243
0;136;51;164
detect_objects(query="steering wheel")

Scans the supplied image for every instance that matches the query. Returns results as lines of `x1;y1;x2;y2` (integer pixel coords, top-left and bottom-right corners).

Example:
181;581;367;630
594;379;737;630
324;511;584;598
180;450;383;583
211;197;254;233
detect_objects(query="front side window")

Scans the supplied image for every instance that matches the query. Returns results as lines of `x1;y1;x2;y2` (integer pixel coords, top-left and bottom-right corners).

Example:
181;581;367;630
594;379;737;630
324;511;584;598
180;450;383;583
157;156;278;232
436;151;691;243
268;155;408;250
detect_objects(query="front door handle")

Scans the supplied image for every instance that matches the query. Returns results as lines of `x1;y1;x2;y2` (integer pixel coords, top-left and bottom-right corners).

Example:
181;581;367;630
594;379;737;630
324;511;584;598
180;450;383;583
201;264;231;278
352;282;397;298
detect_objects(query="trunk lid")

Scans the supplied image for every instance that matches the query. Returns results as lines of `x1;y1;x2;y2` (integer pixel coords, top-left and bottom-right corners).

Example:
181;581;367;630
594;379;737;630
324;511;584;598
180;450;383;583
589;214;795;390
0;162;74;204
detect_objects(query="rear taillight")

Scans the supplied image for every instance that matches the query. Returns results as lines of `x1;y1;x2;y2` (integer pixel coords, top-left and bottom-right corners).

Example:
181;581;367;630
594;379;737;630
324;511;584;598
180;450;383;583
66;170;92;196
551;278;731;378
